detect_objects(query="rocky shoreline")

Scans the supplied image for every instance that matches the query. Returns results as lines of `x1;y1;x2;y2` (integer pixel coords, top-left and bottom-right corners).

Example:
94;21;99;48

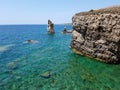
70;6;120;64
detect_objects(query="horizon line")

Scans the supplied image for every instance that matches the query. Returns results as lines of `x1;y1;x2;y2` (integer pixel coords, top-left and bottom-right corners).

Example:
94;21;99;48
0;23;71;25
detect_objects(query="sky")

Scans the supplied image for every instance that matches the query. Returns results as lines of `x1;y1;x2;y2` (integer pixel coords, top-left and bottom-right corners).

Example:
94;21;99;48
0;0;120;24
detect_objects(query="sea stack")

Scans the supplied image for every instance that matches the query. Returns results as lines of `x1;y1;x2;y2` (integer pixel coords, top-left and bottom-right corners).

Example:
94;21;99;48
47;20;54;33
70;6;120;64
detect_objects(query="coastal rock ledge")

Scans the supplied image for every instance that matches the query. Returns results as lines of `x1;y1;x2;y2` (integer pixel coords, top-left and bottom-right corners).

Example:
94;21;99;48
70;6;120;64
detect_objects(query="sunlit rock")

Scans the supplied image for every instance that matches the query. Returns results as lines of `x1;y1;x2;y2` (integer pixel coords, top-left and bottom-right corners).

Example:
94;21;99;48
70;6;120;64
47;20;54;33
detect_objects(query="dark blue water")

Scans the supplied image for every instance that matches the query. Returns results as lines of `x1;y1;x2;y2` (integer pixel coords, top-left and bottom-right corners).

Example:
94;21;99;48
0;25;120;90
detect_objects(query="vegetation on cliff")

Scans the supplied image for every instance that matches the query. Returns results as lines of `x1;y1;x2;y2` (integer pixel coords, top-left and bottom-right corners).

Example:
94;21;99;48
76;6;120;16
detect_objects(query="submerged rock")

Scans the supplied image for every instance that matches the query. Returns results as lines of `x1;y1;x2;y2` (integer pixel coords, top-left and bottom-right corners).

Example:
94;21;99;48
6;62;18;70
40;71;51;79
47;20;54;33
70;6;120;64
23;40;39;44
0;44;15;52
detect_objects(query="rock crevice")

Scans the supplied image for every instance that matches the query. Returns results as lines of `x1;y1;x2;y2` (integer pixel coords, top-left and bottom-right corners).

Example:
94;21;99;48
70;6;120;64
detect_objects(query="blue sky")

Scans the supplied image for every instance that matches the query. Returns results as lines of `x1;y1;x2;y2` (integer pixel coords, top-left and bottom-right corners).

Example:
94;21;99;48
0;0;120;24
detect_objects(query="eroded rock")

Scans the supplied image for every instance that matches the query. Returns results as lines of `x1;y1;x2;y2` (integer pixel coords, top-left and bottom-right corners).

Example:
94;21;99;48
47;20;54;33
70;6;120;64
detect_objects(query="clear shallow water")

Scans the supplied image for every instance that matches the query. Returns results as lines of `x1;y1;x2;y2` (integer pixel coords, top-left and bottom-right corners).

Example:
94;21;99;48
0;25;120;90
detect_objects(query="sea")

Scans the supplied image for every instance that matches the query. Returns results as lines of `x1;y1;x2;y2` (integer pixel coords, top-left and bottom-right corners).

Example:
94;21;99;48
0;25;120;90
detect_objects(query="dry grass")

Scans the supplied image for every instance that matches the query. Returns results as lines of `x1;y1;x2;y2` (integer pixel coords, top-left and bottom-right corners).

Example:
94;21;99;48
76;6;120;16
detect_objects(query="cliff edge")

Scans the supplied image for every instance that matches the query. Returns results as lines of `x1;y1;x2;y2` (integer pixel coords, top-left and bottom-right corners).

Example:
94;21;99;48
70;6;120;64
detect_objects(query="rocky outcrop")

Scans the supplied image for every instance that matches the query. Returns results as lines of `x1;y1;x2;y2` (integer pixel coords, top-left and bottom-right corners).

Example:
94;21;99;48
47;20;54;33
70;6;120;64
62;27;73;34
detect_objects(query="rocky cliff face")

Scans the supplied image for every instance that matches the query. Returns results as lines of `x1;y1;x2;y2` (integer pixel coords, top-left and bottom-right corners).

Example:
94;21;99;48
70;6;120;64
47;20;54;33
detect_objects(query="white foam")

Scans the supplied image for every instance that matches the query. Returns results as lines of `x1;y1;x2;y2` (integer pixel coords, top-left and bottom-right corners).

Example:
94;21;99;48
0;44;15;52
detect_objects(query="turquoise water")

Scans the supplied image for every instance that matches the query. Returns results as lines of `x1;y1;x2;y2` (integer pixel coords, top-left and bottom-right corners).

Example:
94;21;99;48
0;25;120;90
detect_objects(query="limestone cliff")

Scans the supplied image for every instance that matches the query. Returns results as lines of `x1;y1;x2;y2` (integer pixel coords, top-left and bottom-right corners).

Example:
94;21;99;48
70;6;120;64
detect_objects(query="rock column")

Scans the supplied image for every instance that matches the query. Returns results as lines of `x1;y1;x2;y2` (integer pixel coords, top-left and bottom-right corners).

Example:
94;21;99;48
47;20;54;33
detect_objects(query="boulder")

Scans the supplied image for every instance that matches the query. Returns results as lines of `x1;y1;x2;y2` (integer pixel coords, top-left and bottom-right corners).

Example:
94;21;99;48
23;40;39;44
62;27;67;33
6;62;18;70
40;71;51;79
